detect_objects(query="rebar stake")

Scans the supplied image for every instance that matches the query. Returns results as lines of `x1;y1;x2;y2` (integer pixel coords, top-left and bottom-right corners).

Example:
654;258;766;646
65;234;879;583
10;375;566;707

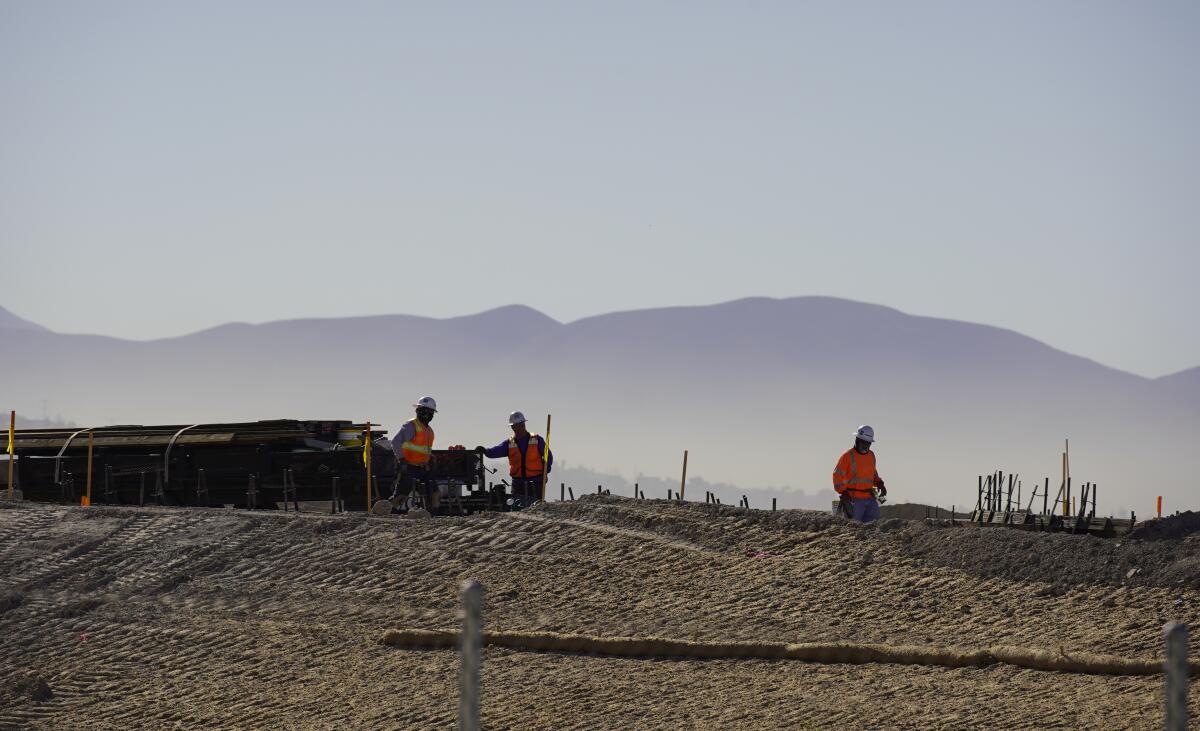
459;580;484;731
1165;622;1188;731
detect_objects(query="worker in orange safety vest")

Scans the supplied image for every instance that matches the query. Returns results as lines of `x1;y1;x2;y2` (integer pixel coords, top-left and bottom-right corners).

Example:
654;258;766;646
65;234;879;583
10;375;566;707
833;425;886;523
476;411;552;509
383;396;437;512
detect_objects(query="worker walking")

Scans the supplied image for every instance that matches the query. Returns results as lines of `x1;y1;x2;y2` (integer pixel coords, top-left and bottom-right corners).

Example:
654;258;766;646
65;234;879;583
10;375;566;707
384;396;437;512
476;411;552;509
833;425;887;523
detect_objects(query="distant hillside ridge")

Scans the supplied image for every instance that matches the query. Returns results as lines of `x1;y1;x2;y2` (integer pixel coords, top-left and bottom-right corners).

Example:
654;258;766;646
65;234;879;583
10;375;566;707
0;306;49;332
0;296;1194;510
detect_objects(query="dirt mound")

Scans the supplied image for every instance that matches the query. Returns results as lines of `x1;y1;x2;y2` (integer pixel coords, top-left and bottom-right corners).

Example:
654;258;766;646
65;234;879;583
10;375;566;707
888;520;1200;590
535;494;839;542
1130;511;1200;540
880;502;956;520
543;495;1200;591
2;499;1199;729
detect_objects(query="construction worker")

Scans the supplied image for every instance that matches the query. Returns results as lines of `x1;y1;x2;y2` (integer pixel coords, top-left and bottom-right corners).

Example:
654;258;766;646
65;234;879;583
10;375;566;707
475;411;552;508
833;425;886;523
385;396;437;512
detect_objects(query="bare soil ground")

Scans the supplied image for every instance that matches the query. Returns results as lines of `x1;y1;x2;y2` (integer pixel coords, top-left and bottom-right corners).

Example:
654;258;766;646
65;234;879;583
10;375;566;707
2;495;1200;729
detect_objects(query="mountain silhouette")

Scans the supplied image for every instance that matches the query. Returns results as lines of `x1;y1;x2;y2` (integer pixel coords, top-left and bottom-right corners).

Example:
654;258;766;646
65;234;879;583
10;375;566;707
0;297;1193;511
0;306;50;333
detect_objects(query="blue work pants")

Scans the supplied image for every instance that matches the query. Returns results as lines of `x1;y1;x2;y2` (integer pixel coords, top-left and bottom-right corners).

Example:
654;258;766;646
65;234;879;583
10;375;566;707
851;497;881;523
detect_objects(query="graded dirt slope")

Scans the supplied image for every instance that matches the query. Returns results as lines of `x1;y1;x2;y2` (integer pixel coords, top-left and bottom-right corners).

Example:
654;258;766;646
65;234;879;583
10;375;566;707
1;496;1199;729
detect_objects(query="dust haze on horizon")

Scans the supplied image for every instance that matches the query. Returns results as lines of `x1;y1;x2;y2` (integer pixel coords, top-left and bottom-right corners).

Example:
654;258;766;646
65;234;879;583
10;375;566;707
1;1;1198;378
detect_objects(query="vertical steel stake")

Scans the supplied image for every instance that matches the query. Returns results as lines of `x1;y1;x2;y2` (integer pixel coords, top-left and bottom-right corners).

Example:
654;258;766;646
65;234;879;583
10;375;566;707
1164;622;1188;731
459;580;484;731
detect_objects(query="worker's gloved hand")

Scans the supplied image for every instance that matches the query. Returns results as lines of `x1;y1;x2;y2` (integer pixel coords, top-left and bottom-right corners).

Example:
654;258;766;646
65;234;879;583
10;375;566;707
877;485;887;497
474;445;486;455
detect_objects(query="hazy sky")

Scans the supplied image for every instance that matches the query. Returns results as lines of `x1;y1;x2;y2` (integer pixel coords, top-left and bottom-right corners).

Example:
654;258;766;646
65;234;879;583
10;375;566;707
2;1;1197;378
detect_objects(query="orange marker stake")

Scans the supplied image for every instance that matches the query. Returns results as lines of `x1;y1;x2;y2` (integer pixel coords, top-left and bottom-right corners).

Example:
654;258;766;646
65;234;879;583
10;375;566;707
1158;496;1163;519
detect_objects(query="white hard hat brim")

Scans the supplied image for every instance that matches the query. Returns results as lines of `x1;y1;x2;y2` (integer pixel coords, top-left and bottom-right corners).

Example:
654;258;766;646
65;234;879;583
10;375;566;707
413;403;437;412
509;417;526;425
853;431;875;442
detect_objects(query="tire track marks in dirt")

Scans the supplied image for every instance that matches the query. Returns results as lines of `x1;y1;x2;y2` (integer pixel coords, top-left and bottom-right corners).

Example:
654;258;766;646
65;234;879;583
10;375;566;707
34;514;176;593
507;509;718;555
3;499;1200;729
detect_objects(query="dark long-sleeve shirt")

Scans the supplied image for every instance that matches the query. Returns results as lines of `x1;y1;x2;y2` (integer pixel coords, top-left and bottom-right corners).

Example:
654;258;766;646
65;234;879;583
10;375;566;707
482;434;552;474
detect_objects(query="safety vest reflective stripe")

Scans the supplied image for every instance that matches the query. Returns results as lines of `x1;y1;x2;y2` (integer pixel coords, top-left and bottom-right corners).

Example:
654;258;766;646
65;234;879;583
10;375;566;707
401;420;433;465
834;449;879;498
508;434;543;477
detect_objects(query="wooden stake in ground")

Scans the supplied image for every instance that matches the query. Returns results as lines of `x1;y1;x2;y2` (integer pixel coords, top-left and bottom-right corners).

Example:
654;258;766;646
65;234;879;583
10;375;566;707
84;430;94;507
539;414;552;502
679;450;688;502
1061;451;1068;516
5;410;13;500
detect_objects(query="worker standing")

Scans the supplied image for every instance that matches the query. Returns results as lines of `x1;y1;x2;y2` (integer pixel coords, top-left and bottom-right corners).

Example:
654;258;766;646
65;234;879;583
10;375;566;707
476;411;552;509
832;425;886;523
384;396;437;512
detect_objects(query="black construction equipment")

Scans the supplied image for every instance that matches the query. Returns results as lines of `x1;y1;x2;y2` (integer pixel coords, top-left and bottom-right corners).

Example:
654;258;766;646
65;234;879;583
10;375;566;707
7;420;510;515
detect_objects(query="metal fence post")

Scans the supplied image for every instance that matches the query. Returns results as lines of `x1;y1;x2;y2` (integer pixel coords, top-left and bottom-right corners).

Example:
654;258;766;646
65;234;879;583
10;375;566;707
1165;622;1188;731
459;580;484;731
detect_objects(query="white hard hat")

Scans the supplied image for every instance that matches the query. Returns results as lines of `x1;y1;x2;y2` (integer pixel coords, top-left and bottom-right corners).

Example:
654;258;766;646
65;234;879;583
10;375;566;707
508;411;526;425
413;396;438;412
854;425;875;443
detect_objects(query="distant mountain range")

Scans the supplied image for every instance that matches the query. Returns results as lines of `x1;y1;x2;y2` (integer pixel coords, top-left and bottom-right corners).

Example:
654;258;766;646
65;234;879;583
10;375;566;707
0;307;49;333
1;299;1194;512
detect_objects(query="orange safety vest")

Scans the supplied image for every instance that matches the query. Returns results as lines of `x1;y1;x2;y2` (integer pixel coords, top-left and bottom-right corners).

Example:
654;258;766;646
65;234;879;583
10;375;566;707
508;434;544;478
400;419;434;467
833;448;881;500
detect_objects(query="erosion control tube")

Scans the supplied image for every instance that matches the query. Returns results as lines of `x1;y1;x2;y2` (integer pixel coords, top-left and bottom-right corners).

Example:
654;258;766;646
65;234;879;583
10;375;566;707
381;628;1196;677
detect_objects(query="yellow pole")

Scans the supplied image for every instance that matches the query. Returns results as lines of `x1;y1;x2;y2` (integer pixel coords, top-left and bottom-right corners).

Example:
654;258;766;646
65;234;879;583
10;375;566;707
84;430;94;507
6;410;13;500
365;421;372;511
539;414;552;502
